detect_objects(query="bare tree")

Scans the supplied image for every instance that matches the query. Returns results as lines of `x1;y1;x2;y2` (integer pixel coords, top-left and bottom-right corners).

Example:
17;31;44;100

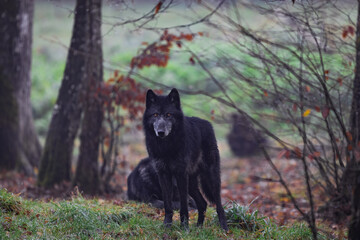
348;0;360;238
73;0;103;195
0;0;41;175
38;0;102;187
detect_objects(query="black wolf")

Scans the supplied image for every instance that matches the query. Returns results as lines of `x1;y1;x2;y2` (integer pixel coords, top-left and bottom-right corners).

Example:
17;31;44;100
127;157;196;209
143;88;228;230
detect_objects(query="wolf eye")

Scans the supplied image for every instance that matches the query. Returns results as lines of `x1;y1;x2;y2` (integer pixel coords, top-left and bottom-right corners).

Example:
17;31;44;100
153;113;159;117
166;113;171;117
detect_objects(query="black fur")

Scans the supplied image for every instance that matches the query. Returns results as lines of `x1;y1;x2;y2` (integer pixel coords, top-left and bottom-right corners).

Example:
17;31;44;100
127;157;196;209
142;88;228;230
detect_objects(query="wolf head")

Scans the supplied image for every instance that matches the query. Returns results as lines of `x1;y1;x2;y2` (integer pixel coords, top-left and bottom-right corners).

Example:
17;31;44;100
144;88;183;139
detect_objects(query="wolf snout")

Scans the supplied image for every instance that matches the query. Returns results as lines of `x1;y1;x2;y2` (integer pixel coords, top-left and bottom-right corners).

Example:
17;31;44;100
157;131;166;138
153;117;172;138
155;127;168;138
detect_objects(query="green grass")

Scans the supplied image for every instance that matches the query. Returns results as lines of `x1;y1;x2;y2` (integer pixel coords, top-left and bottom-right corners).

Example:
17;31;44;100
0;188;327;239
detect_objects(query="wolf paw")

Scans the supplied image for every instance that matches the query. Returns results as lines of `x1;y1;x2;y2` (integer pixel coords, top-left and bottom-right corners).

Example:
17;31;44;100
163;215;173;228
220;221;229;232
181;220;189;230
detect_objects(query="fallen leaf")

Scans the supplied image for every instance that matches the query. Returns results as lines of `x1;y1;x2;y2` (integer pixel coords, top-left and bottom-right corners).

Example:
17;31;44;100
337;78;343;86
322;107;330;119
313;151;321;157
303;109;311;117
294;147;302;158
342;29;348;39
348;26;355;36
346;131;353;141
292;103;297;112
154;2;162;14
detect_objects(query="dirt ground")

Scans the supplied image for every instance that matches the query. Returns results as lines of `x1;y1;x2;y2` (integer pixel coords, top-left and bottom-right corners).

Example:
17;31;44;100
0;141;347;234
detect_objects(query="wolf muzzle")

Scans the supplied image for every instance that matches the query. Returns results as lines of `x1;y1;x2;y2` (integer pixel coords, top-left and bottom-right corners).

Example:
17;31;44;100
153;117;172;138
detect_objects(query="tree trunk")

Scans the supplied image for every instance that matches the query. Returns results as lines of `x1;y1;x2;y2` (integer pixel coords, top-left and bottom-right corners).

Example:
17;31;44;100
0;0;41;175
349;1;360;239
349;173;360;239
37;0;98;187
73;0;103;195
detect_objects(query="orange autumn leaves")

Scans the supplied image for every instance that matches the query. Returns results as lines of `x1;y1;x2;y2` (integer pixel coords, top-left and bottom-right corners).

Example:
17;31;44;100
299;106;330;119
342;25;355;39
131;30;203;69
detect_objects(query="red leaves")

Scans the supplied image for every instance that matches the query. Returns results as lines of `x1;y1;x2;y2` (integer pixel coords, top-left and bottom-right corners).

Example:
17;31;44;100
346;131;353;141
279;148;322;161
321;106;330;119
292;103;297;112
337;78;343;86
182;33;194;41
324;70;330;81
131;30;202;69
154;1;162;14
160;31;196;42
308;151;321;161
100;71;148;121
277;149;290;159
189;57;195;65
294;147;302;158
285;150;291;159
313;151;321;157
342;30;348;39
348;26;355;35
342;25;355;39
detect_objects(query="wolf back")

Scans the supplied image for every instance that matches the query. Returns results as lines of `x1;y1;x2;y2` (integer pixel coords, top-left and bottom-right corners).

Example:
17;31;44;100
142;88;228;231
127;157;195;209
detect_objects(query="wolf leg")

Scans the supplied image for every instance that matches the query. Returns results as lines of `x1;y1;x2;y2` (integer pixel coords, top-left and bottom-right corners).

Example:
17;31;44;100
175;174;189;229
214;195;228;231
189;176;207;227
200;169;228;231
158;171;173;227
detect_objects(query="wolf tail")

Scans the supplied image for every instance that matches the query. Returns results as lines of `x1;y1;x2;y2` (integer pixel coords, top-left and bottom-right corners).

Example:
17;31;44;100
200;169;221;203
199;143;222;204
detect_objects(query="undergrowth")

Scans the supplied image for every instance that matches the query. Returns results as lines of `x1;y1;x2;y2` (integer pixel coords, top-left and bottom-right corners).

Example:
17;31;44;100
0;188;329;239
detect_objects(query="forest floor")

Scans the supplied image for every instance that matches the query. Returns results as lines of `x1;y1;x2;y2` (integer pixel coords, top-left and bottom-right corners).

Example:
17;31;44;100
0;145;349;239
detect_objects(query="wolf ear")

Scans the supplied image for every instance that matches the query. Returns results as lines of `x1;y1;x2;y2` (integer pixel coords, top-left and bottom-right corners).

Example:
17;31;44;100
146;89;157;108
168;88;181;109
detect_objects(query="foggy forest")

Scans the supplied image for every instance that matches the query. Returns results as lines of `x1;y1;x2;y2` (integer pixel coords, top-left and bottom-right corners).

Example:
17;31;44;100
1;0;360;239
